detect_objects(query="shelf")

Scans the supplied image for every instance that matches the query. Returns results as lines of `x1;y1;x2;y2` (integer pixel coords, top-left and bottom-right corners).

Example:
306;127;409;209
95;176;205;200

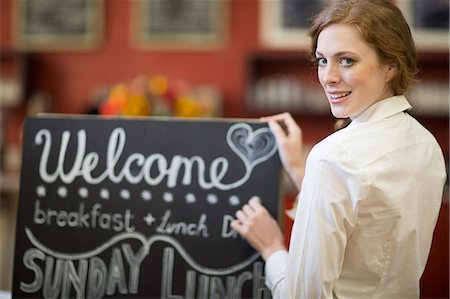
245;51;449;117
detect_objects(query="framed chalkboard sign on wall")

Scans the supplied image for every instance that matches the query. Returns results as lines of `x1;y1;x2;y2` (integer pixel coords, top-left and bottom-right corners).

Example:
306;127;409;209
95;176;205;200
13;0;103;51
131;0;228;50
259;0;327;49
12;116;282;298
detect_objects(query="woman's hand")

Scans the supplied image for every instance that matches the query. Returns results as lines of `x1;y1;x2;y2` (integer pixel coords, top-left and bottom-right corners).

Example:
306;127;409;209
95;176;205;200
261;113;304;191
230;197;286;261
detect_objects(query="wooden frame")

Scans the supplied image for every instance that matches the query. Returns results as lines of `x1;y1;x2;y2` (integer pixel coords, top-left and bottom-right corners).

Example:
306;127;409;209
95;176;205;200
131;0;228;50
14;0;103;51
395;0;449;51
260;0;449;51
259;0;326;49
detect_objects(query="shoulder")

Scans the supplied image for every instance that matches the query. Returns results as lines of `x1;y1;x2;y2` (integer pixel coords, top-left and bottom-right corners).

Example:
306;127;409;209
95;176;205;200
308;127;357;169
314;112;440;166
301;130;367;217
306;112;445;198
306;129;368;187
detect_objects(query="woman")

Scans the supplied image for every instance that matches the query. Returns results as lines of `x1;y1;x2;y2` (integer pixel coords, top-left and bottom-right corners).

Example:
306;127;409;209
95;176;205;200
230;0;447;298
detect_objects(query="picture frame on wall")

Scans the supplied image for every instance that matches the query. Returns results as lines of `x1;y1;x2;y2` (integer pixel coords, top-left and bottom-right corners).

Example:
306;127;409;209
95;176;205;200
13;0;103;51
131;0;228;50
395;0;449;51
259;0;328;49
260;0;449;51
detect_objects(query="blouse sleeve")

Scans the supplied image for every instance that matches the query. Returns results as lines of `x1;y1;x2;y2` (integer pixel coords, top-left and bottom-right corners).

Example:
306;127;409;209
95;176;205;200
286;151;362;298
265;250;288;298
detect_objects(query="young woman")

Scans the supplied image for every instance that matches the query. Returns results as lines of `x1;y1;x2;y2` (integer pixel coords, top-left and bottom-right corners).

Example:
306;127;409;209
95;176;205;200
230;0;447;298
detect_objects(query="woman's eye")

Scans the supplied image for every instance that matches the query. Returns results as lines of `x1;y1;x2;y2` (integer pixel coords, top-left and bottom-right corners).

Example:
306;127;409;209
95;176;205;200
316;57;327;66
340;57;355;66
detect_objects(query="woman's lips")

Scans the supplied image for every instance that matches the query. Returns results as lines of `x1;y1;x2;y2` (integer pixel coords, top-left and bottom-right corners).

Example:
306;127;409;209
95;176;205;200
329;91;351;104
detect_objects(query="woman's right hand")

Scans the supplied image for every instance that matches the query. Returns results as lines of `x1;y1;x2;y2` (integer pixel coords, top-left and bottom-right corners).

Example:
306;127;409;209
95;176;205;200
230;197;286;261
261;113;304;191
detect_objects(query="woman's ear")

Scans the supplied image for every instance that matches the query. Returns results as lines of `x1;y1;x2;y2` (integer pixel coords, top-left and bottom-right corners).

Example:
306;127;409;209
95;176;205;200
385;63;399;82
388;63;399;71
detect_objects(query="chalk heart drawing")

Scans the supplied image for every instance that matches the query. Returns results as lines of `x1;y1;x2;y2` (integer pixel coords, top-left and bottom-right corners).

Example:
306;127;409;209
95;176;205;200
227;123;277;169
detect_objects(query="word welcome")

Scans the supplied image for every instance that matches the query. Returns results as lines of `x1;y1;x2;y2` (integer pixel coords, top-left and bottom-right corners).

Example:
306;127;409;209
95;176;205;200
35;128;256;191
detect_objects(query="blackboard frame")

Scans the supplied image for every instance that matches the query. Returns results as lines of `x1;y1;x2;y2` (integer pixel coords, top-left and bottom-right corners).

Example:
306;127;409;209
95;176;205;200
13;0;103;51
130;0;229;51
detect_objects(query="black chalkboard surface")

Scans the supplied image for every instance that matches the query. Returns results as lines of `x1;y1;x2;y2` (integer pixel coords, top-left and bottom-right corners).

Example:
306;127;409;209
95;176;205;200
12;116;282;299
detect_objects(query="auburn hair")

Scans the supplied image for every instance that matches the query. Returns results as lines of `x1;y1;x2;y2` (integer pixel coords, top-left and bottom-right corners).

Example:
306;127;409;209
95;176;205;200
308;0;418;95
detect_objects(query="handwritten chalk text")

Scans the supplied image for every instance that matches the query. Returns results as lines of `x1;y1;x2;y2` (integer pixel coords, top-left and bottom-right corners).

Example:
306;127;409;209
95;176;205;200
35;128;256;191
161;247;270;299
33;200;135;233
155;210;209;238
20;244;146;299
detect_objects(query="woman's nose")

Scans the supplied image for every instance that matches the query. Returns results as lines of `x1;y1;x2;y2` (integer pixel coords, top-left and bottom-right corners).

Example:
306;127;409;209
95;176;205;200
320;64;341;85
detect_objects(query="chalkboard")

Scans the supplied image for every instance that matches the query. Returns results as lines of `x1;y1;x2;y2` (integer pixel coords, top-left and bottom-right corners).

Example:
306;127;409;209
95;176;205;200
12;116;282;299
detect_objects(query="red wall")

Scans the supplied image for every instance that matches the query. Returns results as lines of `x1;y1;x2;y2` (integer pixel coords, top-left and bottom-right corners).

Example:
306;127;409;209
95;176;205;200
1;0;447;150
1;0;262;116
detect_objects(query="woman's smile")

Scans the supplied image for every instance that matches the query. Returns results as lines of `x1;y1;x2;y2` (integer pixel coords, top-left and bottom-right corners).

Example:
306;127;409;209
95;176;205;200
328;91;352;104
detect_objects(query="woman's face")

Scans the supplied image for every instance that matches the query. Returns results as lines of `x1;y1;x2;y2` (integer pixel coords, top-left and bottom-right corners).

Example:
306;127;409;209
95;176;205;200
316;24;396;119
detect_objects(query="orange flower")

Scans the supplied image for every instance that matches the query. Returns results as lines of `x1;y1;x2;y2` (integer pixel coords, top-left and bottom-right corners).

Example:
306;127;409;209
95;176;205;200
175;95;202;117
122;95;151;116
149;75;169;96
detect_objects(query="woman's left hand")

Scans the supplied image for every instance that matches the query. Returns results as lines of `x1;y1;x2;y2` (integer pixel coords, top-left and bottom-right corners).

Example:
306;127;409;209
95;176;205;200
230;197;286;260
261;113;304;191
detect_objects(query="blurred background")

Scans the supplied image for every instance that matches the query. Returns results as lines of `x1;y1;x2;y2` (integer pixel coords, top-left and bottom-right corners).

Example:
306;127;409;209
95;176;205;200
0;0;448;298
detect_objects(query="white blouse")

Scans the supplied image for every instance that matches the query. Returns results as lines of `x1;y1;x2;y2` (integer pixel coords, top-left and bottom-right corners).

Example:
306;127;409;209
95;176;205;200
265;95;447;299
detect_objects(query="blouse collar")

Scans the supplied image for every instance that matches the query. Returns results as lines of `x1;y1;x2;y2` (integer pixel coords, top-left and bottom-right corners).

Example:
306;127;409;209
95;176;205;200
348;95;412;127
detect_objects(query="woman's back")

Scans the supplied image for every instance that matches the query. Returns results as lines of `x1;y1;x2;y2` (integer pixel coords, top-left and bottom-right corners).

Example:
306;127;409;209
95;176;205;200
288;96;446;298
